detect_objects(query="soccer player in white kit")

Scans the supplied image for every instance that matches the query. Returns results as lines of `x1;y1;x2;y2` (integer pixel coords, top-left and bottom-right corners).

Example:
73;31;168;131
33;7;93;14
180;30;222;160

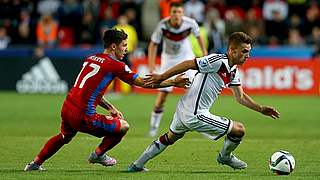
128;32;280;172
148;2;207;137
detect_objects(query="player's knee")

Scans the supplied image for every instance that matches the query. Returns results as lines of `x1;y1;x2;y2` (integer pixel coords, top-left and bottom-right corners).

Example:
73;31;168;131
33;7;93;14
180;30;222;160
231;122;245;138
60;133;74;144
120;120;130;133
159;133;173;146
159;131;183;145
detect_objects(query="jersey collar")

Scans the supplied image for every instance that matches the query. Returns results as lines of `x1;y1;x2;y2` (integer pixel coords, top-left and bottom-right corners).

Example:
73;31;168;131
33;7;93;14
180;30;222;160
106;54;121;62
222;53;237;72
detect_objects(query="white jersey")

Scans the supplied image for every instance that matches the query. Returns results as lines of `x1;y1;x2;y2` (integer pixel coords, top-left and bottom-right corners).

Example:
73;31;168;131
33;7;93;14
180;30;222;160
151;16;200;62
177;53;241;116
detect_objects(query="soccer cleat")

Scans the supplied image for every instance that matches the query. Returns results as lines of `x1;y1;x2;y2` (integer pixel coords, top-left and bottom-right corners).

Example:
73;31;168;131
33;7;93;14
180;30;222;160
127;163;149;172
88;152;117;166
24;161;46;171
217;153;247;170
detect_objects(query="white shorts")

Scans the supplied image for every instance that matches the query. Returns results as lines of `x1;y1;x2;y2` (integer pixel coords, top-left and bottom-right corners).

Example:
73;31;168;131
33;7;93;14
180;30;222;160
169;111;233;140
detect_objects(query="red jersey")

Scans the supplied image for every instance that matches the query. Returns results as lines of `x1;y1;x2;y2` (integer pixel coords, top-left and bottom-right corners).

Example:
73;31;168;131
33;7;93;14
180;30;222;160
65;53;138;116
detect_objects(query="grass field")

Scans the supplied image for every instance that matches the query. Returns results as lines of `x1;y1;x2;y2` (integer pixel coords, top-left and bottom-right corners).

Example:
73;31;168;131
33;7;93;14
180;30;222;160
0;91;320;179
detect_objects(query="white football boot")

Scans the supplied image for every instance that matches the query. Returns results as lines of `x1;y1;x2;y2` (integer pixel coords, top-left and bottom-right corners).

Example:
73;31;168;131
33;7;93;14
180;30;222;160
24;161;46;171
88;152;117;166
217;153;247;170
127;163;149;172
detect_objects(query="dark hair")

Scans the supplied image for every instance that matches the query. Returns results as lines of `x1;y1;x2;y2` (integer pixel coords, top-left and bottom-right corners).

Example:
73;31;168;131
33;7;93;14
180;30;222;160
170;2;183;8
228;32;252;47
103;29;128;48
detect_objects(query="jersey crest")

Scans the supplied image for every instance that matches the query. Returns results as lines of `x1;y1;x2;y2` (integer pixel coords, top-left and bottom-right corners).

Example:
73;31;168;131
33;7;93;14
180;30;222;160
217;63;237;85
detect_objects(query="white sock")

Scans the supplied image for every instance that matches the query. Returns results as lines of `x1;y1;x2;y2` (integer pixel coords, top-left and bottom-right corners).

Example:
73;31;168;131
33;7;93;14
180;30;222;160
220;135;242;157
133;139;167;168
150;111;163;130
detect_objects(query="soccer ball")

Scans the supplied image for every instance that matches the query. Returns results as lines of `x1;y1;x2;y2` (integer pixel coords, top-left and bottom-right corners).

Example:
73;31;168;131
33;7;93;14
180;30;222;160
269;150;295;175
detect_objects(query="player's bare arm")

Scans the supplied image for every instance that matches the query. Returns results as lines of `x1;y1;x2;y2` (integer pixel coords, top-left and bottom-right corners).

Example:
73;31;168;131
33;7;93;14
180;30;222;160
148;41;158;73
145;59;197;84
231;85;280;119
196;36;208;56
134;74;190;89
99;97;123;118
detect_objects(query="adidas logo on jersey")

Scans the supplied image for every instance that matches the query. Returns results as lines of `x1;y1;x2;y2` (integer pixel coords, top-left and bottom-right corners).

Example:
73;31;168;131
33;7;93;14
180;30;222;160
16;57;68;94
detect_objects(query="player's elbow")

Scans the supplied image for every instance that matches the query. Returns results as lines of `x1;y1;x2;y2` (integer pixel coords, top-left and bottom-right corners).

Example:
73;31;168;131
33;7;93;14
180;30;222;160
120;120;130;133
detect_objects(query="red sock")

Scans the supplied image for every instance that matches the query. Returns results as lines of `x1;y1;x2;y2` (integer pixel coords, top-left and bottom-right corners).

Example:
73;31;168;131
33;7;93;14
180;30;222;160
34;133;66;165
95;133;125;156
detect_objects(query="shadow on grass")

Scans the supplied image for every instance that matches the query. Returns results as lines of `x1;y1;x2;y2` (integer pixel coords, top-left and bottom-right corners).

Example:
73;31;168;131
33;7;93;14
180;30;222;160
119;169;241;174
0;169;110;174
0;169;239;174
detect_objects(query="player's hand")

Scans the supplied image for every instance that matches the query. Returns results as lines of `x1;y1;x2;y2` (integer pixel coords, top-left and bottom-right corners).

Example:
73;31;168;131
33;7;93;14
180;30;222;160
260;106;280;119
173;73;191;88
149;69;156;74
109;108;124;119
144;73;164;85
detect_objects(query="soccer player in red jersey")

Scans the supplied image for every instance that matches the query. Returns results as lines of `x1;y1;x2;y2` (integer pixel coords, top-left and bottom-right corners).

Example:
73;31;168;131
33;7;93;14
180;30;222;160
24;29;190;171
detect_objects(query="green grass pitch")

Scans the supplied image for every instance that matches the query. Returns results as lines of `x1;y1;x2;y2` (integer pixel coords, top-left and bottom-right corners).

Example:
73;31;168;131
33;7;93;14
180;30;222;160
0;91;320;179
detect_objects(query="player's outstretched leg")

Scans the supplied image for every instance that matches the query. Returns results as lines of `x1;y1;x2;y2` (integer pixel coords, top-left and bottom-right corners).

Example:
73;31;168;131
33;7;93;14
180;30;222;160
217;122;247;170
24;133;73;171
128;133;172;172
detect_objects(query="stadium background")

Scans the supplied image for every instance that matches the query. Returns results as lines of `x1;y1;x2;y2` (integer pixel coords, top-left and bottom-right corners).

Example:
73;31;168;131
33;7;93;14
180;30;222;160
0;0;320;95
1;0;320;179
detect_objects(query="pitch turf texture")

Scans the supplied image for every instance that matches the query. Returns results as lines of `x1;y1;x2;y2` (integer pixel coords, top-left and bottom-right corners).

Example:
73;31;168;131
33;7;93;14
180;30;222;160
1;92;319;180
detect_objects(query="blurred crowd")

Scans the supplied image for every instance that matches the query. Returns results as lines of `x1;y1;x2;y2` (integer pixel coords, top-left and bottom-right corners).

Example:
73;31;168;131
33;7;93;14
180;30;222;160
177;0;320;55
0;0;143;50
1;0;320;56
